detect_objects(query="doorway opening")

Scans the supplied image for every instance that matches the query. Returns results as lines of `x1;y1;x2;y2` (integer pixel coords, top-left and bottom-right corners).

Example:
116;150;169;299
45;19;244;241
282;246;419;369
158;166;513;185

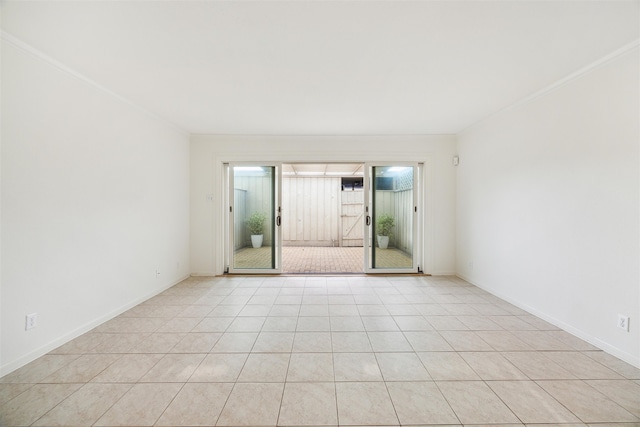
228;162;419;274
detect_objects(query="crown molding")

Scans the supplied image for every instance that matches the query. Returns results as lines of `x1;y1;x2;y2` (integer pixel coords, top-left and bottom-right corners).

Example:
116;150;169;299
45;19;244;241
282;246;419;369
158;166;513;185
1;30;190;137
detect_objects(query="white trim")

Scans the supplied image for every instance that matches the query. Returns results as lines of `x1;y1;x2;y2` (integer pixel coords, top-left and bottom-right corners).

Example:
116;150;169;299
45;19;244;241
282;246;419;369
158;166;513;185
460;39;640;134
1;31;189;137
0;274;191;377
457;273;640;369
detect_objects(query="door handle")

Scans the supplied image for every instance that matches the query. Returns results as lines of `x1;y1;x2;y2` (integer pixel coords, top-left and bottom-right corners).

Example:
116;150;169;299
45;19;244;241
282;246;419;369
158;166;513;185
276;216;281;226
365;215;371;226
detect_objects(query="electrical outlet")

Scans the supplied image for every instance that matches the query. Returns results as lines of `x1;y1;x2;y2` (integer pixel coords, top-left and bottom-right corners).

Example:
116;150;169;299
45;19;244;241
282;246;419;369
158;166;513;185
468;261;474;271
25;313;38;331
156;269;161;279
617;314;630;332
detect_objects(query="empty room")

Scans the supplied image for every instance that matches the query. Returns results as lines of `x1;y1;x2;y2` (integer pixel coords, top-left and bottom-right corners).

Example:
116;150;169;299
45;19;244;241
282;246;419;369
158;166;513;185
1;1;639;426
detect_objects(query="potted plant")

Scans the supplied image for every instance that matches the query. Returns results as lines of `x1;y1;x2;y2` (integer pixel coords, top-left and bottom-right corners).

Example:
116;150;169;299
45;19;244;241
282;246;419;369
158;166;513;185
247;212;266;248
376;214;394;249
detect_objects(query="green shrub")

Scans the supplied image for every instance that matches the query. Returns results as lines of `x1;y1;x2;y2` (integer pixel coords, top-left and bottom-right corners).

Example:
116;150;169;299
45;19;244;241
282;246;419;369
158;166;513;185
247;212;266;235
376;214;394;236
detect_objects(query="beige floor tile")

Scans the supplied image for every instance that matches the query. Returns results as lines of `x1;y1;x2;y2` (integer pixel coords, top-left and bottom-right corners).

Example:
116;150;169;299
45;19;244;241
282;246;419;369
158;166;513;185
330;316;365;331
475;331;534;351
502;351;576;380
211;332;258;352
132;332;186;353
302;296;330;305
42;353;117;383
287;353;334;382
336;382;399;425
547;330;600;351
49;333;106;354
32;383;131;426
515;330;575;350
361;316;400;331
252;331;295;352
0;355;79;384
332;331;373;352
208;305;243;317
456;315;503;331
268;305;301;317
177;305;214;317
275;295;303;305
0;383;81;426
227;316;266;332
90;333;151;353
140;353;205;382
437;381;520;424
293;332;332;352
440;331;493;351
156;317;201;333
488;315;538;330
393;315;434;331
297;316;331;331
94;382;182;426
386;381;459;425
545;352;625;379
262;316;298;331
405;331;454;351
585;352;640;379
367;331;413;352
91;354;164;383
95;317;166;333
333;353;383;381
238;353;290;382
0;383;32;406
299;304;330;316
460;352;528;380
192;316;234;332
217;382;284;426
357;304;389;315
415;304;449;316
586;380;640;417
170;332;221;353
238;305;272;317
329;305;360;316
376;352;431;381
538;380;639;423
488;380;581;423
156;382;233;426
425;316;469;331
189;353;248;382
417;352;480;380
519;314;561;330
278;382;338;426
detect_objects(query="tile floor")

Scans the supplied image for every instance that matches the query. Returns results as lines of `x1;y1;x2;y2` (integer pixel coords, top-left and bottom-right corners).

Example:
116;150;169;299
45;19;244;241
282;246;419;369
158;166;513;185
1;275;639;427
234;246;413;273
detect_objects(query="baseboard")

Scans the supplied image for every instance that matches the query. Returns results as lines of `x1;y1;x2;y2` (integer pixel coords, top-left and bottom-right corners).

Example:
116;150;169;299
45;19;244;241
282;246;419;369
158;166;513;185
0;274;191;377
456;273;640;369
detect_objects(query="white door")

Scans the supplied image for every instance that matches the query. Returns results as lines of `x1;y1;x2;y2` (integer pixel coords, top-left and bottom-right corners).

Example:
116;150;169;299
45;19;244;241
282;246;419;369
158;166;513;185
364;163;419;273
229;163;282;274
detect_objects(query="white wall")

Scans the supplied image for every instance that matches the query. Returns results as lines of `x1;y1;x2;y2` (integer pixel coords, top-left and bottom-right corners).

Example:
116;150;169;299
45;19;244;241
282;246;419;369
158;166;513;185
457;48;640;366
1;39;191;374
190;135;457;276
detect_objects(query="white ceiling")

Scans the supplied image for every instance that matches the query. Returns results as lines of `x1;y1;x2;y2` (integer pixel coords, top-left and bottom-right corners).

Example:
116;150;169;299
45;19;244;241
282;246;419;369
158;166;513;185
2;1;638;135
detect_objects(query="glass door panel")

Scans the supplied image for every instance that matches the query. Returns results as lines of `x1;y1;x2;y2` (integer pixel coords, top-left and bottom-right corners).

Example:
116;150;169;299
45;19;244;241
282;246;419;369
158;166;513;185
229;164;282;273
364;164;418;273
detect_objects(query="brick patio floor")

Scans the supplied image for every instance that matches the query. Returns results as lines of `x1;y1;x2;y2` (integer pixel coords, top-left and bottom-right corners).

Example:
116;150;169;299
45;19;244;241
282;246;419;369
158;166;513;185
233;246;412;273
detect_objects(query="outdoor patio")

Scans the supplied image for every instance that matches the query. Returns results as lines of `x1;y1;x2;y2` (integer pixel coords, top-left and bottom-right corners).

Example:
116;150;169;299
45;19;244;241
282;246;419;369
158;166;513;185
233;246;412;273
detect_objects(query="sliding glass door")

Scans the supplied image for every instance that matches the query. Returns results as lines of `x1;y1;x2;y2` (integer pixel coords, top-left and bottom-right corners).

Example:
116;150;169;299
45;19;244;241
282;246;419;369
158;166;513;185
364;163;418;273
228;164;282;273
